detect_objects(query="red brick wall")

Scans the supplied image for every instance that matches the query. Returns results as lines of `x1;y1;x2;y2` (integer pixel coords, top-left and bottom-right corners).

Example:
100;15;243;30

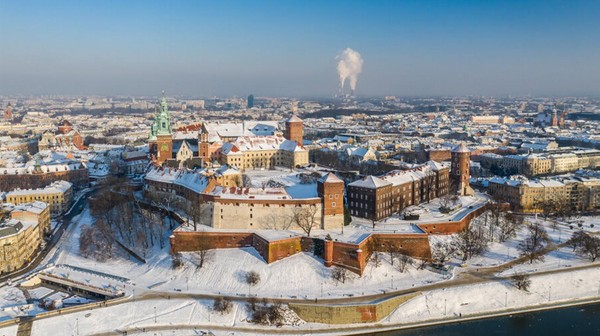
253;235;303;263
416;204;489;234
170;231;253;254
169;204;489;275
428;149;451;162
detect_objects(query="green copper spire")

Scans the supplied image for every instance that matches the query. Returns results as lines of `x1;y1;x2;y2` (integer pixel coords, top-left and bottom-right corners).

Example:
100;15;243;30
155;91;172;136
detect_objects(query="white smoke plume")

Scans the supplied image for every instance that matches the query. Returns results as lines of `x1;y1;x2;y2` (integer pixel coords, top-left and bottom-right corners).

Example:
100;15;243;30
336;48;363;94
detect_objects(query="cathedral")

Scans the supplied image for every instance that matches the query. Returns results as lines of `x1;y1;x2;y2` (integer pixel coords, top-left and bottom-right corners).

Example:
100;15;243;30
148;93;309;170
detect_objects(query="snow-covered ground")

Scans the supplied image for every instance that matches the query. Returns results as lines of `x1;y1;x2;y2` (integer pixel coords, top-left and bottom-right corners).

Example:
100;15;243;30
390;267;600;324
5;263;597;336
0;205;446;302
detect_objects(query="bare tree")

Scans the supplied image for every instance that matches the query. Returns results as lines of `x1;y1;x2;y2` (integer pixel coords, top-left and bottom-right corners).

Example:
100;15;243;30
518;222;548;264
421;169;437;203
191;240;213;269
569;232;600;262
397;254;413;273
455;225;488;262
291;206;319;237
245;271;261;286
370;252;382;268
580;235;600;262
536;199;557;221
431;239;458;265
263;212;292;230
186;202;211;232
511;273;531;291
497;213;522;242
567;230;589;252
171;252;184;269
213;297;233;314
79;225;94;258
331;267;349;285
387;244;398;266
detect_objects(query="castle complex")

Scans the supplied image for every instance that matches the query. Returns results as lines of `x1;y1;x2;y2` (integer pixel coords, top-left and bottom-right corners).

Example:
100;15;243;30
148;94;309;170
144;166;345;231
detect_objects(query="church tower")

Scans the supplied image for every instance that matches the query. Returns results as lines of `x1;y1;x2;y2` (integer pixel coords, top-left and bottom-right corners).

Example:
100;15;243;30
451;143;473;196
155;92;173;165
198;123;210;165
284;115;303;145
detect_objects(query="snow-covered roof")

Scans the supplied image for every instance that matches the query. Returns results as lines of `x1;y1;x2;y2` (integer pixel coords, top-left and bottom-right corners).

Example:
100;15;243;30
348;176;392;189
452;143;470;153
6;180;72;197
221;135;305;154
209;186;295;200
319;173;343;184
286;115;303;123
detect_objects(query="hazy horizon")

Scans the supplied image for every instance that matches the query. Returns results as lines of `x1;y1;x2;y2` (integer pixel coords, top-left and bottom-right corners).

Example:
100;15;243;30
1;1;599;97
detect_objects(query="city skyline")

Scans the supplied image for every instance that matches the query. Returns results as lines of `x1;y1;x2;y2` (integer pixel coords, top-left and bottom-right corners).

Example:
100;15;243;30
1;0;599;97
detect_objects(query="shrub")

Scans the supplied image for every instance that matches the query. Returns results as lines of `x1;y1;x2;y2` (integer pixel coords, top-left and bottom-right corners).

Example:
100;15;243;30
511;273;531;291
245;271;261;286
213;297;233;314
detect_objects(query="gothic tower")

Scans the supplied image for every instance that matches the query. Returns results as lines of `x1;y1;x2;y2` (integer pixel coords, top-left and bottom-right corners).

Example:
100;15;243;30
154;93;173;165
198;123;210;165
317;173;345;230
450;143;473;196
284;115;303;145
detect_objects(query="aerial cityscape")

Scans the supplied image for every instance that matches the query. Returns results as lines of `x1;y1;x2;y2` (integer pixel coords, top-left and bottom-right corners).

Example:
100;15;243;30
0;1;599;335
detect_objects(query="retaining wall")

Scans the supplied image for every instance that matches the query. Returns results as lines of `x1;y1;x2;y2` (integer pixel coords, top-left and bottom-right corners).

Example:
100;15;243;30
169;202;491;275
289;292;421;324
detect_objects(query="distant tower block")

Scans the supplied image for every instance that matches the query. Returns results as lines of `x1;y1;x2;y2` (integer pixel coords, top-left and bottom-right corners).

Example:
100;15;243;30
247;94;254;108
285;115;303;145
451;143;474;196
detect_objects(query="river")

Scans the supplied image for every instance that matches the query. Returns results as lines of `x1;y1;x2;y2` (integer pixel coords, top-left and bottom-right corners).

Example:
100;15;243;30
377;302;600;336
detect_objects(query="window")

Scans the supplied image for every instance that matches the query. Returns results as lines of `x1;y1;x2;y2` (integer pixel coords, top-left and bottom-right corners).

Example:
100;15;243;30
332;202;336;207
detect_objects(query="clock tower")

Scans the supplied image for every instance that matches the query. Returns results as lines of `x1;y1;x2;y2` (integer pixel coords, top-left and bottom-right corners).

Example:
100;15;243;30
154;92;173;165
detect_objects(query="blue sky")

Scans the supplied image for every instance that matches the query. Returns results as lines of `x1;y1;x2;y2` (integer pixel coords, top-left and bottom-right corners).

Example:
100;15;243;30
1;0;599;97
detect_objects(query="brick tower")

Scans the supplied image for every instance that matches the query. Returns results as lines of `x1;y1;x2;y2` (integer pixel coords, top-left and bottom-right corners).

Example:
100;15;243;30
450;143;473;196
317;173;345;230
198;123;210;165
284;115;303;145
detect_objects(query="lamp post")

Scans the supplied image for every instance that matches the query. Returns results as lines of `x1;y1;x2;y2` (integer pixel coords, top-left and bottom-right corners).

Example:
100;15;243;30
154;306;157;323
444;299;447;316
505;292;507;307
163;197;173;229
